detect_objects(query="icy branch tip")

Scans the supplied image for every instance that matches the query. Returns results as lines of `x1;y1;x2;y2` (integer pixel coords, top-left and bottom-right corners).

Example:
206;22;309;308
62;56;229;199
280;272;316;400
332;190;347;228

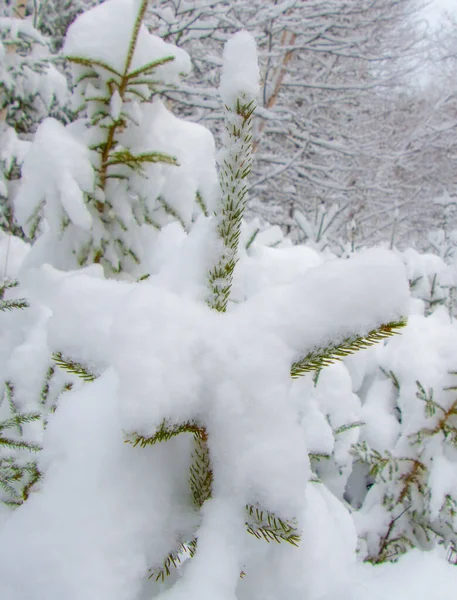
220;31;260;107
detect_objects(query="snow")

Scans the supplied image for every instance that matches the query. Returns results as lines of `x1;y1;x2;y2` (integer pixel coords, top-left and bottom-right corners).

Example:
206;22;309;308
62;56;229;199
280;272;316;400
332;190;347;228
219;31;260;107
328;550;457;600
3;1;457;598
0;17;45;44
63;0;191;81
239;248;409;362
15;118;94;236
110;90;123;121
129;100;219;227
0;371;195;600
0;233;29;279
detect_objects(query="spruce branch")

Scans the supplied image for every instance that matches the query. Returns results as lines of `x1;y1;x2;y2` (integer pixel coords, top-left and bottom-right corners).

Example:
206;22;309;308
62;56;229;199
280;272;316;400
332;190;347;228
4;381;22;436
105;150;178;170
189;432;212;509
195;191;209;218
207;94;257;312
0;412;42;434
126;56;175;80
334;421;365;435
40;365;56;406
0;279;28;311
0;457;41;505
125;419;207;448
52;352;97;382
290;319;407;378
309;452;331;461
245;504;301;547
0;279;19;298
415;380;444;418
89;0;176;193
149;539;198;582
0;298;29;311
158;197;186;230
379;367;400;390
65;56;122;78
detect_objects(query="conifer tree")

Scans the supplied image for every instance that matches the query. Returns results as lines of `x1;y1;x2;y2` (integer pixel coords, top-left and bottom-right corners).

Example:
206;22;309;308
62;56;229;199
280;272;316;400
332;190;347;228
13;0;218;275
350;280;457;563
0;0;68;236
0;3;414;599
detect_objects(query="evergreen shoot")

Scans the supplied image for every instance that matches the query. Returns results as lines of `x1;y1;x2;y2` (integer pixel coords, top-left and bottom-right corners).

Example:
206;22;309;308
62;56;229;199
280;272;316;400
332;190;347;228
291;319;407;378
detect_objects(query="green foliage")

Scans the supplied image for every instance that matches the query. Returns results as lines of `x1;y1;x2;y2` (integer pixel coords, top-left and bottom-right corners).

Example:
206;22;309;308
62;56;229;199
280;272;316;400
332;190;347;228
245;504;301;547
334;421;365;436
353;374;457;563
0;279;28;311
291;319;406;378
125;419;205;448
189;432;212;509
379;367;400;390
0;382;42;506
128;414;300;580
60;0;189;274
52;351;97;382
149;539;197;582
207;96;256;312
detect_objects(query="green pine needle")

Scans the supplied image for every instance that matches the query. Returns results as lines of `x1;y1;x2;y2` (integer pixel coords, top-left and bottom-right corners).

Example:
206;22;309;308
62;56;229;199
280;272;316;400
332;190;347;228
0;436;41;453
334;421;365;435
291;319;407;378
0;412;41;433
0;298;29;312
65;56;121;78
106;149;178;170
52;352;97;382
126;56;175;80
245;504;301;547
149;539;197;581
189;434;212;508
125;420;206;448
40;365;56;406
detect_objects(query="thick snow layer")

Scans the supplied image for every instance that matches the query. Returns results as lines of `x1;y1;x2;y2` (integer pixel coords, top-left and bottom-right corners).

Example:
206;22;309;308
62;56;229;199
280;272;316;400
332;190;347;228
326;550;457;600
0;245;412;599
128;100;219;225
63;0;191;82
0;372;196;600
237;248;410;362
232;244;322;300
0;233;29;279
220;31;260;106
15;118;94;235
0;16;45;44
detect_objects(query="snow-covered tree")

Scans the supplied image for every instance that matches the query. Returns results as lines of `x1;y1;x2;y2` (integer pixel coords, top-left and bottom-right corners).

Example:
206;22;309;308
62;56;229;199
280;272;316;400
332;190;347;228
144;0;428;248
0;3;414;599
0;0;68;235
14;0;218;275
36;0;102;50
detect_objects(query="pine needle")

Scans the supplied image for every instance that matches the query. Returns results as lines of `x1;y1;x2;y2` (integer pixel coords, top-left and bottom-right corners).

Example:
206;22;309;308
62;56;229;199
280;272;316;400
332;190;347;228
245;504;301;547
52;352;97;382
125;420;206;448
291;319;407;378
149;539;197;581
